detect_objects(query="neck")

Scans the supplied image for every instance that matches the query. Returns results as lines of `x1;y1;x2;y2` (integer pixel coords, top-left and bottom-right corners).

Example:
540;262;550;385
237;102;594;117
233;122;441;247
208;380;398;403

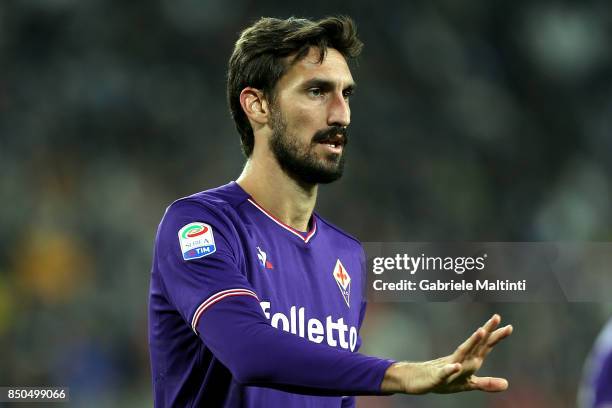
237;154;317;232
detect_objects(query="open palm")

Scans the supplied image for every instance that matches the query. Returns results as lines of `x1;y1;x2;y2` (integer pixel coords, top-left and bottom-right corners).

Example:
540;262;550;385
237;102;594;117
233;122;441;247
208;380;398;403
387;314;513;395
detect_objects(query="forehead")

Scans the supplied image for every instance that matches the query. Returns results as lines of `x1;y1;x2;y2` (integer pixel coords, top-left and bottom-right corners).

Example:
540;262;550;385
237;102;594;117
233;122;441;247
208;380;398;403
277;47;354;90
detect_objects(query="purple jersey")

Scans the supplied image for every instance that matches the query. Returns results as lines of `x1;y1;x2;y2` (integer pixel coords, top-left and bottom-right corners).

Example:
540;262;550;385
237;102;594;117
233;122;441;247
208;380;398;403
148;182;392;407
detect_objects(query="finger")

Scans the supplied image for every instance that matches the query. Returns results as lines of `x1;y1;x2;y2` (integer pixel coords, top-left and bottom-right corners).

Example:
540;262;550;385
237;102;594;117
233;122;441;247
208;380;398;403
480;314;501;341
488;325;513;347
475;314;501;355
469;376;509;392
482;314;501;334
454;328;484;361
481;325;513;358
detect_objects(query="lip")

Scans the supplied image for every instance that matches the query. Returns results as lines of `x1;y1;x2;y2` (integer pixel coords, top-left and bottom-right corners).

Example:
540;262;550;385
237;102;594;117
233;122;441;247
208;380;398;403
314;131;346;145
317;143;343;154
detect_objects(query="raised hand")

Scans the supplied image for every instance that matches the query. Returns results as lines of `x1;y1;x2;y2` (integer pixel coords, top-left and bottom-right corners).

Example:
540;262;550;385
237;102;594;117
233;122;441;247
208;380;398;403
381;314;513;395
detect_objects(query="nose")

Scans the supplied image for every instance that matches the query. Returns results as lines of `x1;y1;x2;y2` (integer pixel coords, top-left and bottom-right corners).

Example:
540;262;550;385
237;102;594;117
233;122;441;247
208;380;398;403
327;91;350;127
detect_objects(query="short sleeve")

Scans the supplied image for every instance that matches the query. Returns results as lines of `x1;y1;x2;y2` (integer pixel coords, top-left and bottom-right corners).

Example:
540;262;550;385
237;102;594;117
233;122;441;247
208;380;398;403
154;199;258;333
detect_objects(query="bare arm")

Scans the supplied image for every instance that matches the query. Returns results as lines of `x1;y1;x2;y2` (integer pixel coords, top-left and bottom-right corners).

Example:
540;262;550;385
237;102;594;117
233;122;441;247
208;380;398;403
381;314;513;394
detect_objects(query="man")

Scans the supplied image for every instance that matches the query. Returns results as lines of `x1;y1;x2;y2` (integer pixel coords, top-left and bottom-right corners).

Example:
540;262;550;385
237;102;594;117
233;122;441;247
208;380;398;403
148;16;513;407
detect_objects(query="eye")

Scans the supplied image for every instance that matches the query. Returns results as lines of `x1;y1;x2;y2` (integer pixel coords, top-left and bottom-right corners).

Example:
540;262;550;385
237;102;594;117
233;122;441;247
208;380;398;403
343;88;354;99
308;88;323;98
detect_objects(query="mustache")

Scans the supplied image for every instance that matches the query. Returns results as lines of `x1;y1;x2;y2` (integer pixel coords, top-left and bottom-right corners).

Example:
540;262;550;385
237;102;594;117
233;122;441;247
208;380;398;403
311;126;349;145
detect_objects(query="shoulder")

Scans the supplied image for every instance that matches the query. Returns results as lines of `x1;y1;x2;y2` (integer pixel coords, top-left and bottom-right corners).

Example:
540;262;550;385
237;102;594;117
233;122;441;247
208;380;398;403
315;214;363;250
157;182;250;248
162;181;249;224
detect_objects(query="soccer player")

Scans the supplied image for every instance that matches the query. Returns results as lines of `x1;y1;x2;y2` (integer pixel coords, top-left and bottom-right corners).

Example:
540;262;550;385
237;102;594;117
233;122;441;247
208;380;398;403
580;318;612;408
148;16;513;407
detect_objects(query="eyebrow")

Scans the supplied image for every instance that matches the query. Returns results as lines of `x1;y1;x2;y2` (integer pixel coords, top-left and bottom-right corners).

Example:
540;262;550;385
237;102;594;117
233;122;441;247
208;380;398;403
302;78;356;92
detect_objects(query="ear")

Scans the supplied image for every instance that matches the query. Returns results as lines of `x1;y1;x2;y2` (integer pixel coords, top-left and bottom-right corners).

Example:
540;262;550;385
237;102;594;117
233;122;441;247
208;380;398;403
239;87;270;127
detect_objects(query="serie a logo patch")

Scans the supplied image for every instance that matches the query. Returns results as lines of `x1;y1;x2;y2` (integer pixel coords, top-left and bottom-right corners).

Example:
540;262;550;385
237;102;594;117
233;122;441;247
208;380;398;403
178;222;216;260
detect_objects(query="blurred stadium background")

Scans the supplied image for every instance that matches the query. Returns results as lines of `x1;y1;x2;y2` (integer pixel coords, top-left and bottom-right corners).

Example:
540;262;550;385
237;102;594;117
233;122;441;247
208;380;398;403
1;0;611;407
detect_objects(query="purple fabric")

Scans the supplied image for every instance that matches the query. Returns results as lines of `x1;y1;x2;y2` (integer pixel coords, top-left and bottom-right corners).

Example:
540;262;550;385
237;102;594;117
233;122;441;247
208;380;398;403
591;320;612;407
582;320;612;408
149;182;393;407
198;296;392;398
594;337;612;406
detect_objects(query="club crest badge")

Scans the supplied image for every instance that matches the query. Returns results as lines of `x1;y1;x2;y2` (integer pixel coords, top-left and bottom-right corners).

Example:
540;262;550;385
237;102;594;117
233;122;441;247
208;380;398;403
178;222;216;260
332;259;351;307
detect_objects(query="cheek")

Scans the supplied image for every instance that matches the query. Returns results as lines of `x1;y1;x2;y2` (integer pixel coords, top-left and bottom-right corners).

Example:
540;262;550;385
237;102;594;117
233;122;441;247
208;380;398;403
286;111;317;143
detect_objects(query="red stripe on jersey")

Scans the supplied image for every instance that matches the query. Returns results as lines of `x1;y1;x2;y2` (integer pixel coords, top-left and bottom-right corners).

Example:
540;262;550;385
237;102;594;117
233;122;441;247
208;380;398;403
192;288;259;333
247;198;317;243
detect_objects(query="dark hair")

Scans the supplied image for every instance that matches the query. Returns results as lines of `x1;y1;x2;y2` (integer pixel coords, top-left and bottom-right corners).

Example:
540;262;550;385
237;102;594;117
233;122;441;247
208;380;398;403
227;16;363;157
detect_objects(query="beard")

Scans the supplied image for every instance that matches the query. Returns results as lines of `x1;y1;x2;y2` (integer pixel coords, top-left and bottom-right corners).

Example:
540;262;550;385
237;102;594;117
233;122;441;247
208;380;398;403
268;108;347;185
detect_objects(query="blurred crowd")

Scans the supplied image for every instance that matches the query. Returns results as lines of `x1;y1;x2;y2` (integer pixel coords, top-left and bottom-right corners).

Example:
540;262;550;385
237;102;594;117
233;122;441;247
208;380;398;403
1;0;611;406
